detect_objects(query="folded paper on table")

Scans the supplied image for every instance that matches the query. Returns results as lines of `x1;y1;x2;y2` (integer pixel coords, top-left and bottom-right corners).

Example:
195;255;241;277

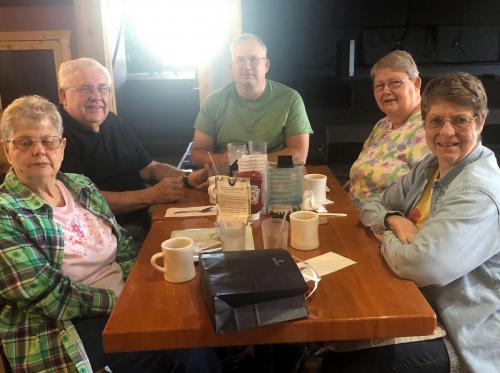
165;206;216;218
319;199;335;207
171;227;255;261
298;252;356;278
199;249;308;334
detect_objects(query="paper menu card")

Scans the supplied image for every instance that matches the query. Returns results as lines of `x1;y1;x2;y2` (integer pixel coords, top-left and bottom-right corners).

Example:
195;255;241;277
267;165;303;215
215;176;250;223
238;154;268;172
238;154;268;212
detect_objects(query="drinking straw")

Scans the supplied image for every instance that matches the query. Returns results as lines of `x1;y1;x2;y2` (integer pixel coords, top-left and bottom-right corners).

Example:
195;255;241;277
207;151;220;175
277;210;289;248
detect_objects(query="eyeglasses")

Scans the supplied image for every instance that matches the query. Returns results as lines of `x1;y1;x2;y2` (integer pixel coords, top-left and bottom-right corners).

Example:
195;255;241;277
5;136;63;151
424;115;478;131
66;84;111;96
373;78;408;92
232;56;267;66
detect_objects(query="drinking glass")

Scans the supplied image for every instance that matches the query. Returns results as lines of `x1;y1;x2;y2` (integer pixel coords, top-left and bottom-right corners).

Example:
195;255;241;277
261;218;288;249
227;143;247;166
218;221;246;251
248;141;267;155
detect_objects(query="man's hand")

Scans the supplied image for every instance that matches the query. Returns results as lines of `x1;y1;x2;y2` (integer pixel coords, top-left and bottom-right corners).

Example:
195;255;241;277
145;177;183;204
187;164;212;190
385;215;419;244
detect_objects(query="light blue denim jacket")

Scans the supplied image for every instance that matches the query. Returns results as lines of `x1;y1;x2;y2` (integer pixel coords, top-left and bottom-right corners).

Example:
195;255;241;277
361;144;500;373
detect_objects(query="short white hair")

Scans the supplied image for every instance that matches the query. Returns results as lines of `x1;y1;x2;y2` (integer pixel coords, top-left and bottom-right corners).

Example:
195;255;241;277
58;57;111;88
0;95;63;140
230;33;268;57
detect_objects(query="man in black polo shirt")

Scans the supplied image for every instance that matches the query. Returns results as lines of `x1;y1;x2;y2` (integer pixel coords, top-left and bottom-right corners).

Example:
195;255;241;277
58;58;209;241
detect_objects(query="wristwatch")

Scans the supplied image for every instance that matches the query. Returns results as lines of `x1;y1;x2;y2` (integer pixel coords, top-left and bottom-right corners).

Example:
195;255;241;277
182;172;192;188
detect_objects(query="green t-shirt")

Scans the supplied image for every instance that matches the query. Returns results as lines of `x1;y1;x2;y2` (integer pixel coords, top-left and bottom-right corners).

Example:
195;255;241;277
194;80;313;153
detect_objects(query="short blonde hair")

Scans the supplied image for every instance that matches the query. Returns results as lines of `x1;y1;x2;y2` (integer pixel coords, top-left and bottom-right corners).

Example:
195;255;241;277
370;50;419;81
58;57;111;89
0;95;62;140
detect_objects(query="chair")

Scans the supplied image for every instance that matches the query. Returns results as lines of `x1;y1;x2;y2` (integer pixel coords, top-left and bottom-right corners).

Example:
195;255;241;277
177;141;194;170
325;122;373;184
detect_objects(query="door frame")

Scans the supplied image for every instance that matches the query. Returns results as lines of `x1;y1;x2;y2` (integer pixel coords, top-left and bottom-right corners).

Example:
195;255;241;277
0;30;71;111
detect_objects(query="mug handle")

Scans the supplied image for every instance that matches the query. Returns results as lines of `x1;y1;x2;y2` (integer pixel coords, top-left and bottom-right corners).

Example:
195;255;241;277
151;252;166;272
208;184;217;200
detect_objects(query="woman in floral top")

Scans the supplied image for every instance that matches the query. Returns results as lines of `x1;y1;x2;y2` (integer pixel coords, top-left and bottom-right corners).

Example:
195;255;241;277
349;50;430;207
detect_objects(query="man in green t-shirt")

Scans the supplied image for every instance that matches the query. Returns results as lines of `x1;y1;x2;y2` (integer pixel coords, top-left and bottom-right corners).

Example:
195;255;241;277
191;33;313;166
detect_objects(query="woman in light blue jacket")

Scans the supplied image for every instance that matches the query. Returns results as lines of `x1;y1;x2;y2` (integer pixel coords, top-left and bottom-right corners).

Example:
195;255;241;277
357;72;500;373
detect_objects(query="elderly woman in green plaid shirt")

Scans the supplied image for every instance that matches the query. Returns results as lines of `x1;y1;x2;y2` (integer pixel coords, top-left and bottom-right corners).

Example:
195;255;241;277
0;96;220;372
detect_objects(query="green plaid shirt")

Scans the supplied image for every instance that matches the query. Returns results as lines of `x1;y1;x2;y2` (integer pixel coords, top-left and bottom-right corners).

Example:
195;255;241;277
0;171;135;372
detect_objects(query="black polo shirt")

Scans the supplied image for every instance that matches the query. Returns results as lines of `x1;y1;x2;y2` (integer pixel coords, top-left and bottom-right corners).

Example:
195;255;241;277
60;109;153;226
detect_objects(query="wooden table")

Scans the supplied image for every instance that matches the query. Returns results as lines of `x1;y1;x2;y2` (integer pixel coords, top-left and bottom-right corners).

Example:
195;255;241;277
103;166;436;352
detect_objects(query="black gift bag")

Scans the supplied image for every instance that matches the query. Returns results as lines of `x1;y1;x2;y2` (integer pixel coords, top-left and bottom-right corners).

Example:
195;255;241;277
199;249;309;334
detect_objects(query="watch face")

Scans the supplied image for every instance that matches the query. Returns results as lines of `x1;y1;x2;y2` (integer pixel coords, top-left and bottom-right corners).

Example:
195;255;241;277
183;173;191;187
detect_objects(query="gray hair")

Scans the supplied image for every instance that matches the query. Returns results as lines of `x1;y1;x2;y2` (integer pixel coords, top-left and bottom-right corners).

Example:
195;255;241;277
230;33;268;57
421;72;488;120
370;50;419;81
0;95;63;140
58;57;111;89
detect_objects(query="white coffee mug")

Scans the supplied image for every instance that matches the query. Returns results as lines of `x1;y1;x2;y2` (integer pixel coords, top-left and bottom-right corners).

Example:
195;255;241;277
290;211;319;251
303;174;327;205
208;176;217;204
151;237;195;283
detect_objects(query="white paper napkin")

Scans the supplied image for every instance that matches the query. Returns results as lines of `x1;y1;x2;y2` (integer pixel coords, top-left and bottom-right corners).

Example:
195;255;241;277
298;251;356;277
165;205;217;218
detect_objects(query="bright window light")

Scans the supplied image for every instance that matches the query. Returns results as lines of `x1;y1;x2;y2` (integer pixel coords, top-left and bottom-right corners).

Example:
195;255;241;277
126;0;230;69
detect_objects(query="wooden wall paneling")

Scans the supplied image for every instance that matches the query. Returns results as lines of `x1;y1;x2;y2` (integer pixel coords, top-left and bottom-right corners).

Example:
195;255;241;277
0;30;71;107
73;0;118;113
0;30;72;175
197;0;241;107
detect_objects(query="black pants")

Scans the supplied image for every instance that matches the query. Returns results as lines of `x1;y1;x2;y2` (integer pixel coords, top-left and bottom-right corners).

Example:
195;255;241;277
73;316;221;373
321;338;450;373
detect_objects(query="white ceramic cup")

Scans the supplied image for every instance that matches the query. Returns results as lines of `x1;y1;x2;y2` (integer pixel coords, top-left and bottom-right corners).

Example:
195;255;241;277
303;174;327;205
290;211;319;251
208;176;217;204
151;237;196;283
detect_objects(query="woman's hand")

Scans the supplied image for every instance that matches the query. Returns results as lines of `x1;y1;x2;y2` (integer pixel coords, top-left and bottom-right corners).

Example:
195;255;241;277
385;215;419;244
